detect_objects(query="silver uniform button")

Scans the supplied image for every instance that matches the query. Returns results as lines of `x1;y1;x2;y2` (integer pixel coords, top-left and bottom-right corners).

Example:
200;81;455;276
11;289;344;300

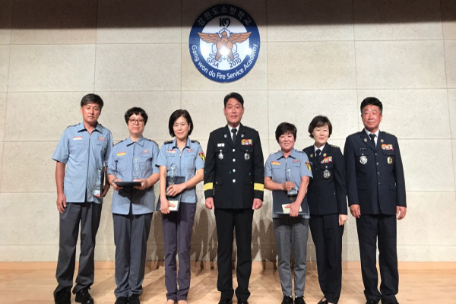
233;158;236;162
233;169;236;172
232;149;235;152
232;179;236;183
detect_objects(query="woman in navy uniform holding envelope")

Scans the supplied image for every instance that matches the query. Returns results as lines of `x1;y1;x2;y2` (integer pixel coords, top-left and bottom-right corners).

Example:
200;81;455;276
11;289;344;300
264;122;312;304
156;109;204;304
303;116;347;304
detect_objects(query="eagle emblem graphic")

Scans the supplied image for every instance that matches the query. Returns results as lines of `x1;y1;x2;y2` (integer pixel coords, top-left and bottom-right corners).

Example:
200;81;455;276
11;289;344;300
198;29;251;61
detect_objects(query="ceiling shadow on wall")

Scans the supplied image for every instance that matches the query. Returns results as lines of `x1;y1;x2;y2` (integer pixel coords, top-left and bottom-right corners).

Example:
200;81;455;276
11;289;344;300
1;0;456;29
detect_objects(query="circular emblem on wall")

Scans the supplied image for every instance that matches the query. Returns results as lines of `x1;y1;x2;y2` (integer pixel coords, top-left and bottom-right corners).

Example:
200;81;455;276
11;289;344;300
189;4;261;83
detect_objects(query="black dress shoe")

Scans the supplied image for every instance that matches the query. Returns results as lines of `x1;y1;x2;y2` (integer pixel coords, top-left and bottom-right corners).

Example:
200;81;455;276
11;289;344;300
129;294;140;304
218;298;232;304
317;298;327;304
238;300;248;304
114;296;128;304
281;296;293;304
54;287;71;304
75;288;94;304
295;296;306;304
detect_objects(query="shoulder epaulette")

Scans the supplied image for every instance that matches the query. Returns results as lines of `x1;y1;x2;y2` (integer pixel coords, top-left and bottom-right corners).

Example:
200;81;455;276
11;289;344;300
330;144;339;149
146;139;158;146
164;140;173;144
191;139;200;144
114;139;125;146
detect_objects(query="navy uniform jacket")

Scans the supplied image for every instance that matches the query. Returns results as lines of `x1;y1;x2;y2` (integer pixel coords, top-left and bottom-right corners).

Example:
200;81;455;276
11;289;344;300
344;130;406;215
204;124;264;209
303;143;347;216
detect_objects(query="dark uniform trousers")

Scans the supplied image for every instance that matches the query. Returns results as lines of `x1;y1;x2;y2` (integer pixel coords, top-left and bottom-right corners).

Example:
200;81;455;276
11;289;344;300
204;124;264;301
55;202;102;295
304;144;347;304
344;130;406;304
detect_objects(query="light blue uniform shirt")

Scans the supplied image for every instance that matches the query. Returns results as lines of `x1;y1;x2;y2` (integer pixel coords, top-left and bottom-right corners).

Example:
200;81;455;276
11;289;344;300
107;137;159;215
264;148;313;219
156;138;205;203
52;122;113;204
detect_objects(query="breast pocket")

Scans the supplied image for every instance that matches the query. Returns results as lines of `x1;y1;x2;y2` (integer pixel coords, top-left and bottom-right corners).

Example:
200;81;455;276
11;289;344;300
319;162;334;180
382;149;395;169
241;146;253;162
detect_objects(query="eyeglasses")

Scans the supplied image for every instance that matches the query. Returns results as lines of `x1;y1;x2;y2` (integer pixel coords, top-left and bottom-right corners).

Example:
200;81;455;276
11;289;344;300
129;119;145;124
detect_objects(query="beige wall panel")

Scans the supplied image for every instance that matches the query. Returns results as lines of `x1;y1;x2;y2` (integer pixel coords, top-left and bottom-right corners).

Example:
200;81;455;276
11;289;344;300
267;90;358;142
397;192;456;248
268;42;356;90
1;141;56;193
0;93;5;141
8;45;96;92
181;91;269;142
355;41;446;89
442;0;456;39
97;0;181;44
445;40;456;88
450;90;456;138
268;0;354;41
398;245;456;261
0;45;9;92
11;0;97;44
400;140;454;191
182;42;267;91
453;139;456;190
4;92;92;141
94;44;181;92
0;245;58;261
0;0;12;44
0;142;3;184
96;91;181;141
356;90;450;139
0;193;57;246
353;0;442;40
181;0;267;43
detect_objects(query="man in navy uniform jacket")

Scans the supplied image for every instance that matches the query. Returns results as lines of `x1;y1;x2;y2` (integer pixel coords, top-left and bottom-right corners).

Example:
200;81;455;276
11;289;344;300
204;92;264;304
344;97;407;304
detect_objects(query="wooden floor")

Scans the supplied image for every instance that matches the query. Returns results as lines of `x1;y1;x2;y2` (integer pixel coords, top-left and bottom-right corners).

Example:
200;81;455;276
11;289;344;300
1;261;455;304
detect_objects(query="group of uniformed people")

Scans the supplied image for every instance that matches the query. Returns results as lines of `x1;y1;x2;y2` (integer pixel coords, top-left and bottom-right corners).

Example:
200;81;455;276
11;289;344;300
52;93;406;304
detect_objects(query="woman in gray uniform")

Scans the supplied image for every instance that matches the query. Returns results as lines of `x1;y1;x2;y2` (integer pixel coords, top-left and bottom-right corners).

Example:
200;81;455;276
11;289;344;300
156;109;205;304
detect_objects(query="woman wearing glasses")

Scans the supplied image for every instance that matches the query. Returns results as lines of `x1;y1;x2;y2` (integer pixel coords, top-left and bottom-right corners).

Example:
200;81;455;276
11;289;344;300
156;109;205;304
107;107;160;304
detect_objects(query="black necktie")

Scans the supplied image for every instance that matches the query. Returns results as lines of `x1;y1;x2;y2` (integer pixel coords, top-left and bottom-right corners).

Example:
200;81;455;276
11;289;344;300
231;128;237;144
315;149;321;163
369;134;376;148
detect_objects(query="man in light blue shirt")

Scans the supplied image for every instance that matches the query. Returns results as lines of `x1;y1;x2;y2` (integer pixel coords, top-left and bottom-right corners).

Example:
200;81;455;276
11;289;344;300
52;94;113;304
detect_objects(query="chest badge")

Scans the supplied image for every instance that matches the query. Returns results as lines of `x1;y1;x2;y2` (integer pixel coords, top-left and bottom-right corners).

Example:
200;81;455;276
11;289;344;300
359;155;368;165
244;153;250;160
387;156;393;164
218;150;224;160
323;169;331;179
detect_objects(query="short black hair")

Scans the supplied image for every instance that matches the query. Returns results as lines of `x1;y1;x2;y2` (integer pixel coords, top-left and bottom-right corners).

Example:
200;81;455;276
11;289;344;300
275;122;297;143
124;107;148;125
224;92;244;107
308;115;332;138
360;97;383;114
168;109;194;137
80;93;104;109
